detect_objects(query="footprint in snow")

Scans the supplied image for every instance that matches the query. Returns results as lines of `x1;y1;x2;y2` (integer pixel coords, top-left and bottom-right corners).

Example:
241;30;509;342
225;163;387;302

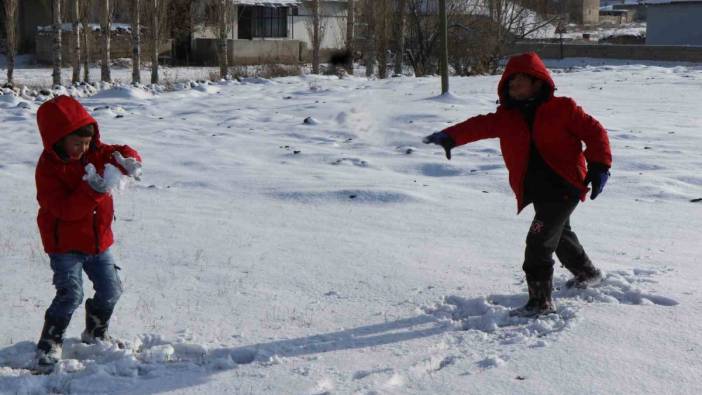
422;268;678;366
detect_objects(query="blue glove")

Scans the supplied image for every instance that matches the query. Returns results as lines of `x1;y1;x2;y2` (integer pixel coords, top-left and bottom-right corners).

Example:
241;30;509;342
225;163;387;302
422;131;455;160
585;163;610;200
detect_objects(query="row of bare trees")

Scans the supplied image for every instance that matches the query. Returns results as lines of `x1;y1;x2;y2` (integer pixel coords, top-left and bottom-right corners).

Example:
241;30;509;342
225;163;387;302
2;0;557;86
3;0;168;87
348;0;556;78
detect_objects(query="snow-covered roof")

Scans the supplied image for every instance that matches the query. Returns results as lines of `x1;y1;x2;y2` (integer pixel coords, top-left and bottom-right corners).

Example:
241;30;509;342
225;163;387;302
37;23;132;33
645;0;702;4
229;0;301;5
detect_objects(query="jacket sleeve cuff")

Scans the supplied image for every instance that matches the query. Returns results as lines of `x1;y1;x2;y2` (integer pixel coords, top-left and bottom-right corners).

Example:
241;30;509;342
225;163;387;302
587;162;610;173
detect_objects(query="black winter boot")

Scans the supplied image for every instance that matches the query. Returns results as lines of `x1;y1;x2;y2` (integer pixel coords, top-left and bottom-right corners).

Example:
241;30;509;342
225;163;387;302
81;299;117;345
36;314;70;370
510;277;556;317
565;263;603;289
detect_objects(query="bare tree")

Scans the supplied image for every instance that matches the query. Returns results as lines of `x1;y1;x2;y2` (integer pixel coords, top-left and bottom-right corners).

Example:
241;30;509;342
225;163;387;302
3;0;18;86
81;0;91;82
214;0;234;79
101;0;111;82
446;0;558;75
392;0;407;76
72;0;81;84
131;0;141;84
147;0;170;84
52;0;63;86
439;0;448;93
363;0;375;77
311;0;321;74
345;0;355;73
376;0;392;79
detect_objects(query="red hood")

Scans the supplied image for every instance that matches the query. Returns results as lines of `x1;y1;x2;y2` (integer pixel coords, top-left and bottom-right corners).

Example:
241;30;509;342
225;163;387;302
497;52;555;103
37;95;100;153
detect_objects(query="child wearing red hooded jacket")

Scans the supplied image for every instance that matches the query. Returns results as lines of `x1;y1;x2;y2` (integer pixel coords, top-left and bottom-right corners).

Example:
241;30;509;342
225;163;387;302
424;52;612;317
34;95;142;370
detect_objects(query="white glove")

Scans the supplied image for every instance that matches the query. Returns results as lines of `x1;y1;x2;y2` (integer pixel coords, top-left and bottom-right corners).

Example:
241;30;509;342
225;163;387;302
83;164;110;193
112;151;142;181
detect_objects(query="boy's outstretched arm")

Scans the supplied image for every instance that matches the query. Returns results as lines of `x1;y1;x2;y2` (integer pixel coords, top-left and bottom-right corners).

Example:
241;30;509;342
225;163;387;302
423;112;502;159
36;161;108;221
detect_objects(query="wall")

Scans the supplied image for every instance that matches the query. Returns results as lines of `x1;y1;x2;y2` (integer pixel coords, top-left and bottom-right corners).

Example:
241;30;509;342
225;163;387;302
291;2;346;50
647;3;702;46
191;38;302;65
508;42;702;62
35;30;171;64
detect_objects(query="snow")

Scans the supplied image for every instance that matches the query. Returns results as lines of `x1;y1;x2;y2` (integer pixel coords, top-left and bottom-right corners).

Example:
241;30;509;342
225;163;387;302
231;0;302;5
559;23;647;41
37;23;133;33
1;61;702;394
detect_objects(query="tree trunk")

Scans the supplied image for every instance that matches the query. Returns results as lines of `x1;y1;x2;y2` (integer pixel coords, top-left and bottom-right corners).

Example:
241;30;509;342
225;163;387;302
217;0;229;79
81;1;90;83
131;0;141;84
392;0;406;76
439;0;449;94
52;0;62;86
101;0;111;82
364;0;375;78
311;0;321;74
377;0;389;79
151;0;159;84
3;0;18;86
72;0;81;84
345;0;354;73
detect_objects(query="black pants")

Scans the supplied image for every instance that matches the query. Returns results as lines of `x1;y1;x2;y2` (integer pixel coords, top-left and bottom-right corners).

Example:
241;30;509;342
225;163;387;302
522;199;592;282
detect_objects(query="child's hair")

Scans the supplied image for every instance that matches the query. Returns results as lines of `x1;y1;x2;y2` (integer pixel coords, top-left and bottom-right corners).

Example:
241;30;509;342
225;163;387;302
71;124;95;138
53;124;95;159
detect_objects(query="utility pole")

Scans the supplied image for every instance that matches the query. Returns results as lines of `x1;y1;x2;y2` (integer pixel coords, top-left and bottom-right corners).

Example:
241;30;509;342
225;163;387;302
439;0;449;94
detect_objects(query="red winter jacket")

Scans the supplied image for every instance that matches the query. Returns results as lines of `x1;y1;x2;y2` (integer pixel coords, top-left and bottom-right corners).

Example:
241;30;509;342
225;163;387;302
35;96;141;254
443;52;612;213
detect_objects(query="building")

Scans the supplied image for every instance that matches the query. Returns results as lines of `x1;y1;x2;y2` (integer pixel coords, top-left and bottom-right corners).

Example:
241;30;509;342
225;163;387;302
646;0;702;45
185;0;348;65
2;0;349;65
1;0;132;55
567;0;600;25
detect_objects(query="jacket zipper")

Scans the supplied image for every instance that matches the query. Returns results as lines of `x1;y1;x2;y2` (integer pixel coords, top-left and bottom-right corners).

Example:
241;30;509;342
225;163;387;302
93;210;100;254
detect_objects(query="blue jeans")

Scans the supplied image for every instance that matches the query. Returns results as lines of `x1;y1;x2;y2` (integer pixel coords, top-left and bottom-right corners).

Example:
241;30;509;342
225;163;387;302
46;249;123;322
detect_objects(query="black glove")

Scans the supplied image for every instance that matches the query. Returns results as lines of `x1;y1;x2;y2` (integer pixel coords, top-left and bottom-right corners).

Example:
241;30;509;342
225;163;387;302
584;162;610;200
422;131;455;160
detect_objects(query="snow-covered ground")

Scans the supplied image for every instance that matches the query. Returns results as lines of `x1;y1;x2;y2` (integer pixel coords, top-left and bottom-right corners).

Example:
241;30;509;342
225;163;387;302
0;55;230;89
560;23;646;41
1;61;701;394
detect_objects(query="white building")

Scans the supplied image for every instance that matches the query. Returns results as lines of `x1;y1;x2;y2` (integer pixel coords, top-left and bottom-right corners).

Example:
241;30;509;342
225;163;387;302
189;0;348;65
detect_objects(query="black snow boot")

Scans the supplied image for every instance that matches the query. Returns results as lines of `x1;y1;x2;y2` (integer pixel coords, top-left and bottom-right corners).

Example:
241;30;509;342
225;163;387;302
81;299;119;346
565;263;603;289
36;314;70;370
510;277;556;317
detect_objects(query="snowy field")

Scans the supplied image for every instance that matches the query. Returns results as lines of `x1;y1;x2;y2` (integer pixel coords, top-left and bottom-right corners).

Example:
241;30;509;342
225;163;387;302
1;61;702;394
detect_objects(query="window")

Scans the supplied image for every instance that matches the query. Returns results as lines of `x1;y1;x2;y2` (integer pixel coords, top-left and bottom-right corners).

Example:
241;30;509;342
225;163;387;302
239;6;288;39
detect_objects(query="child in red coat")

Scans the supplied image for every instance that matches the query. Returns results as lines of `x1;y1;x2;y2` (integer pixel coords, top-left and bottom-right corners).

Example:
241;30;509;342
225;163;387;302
424;52;612;317
34;96;142;370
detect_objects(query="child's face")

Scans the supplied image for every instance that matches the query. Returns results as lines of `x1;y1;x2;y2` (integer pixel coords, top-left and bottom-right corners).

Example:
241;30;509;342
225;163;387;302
508;73;543;101
61;134;92;160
